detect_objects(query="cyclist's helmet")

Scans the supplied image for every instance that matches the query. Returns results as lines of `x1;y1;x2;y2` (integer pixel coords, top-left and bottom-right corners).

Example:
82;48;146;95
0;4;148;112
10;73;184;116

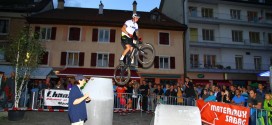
132;13;140;18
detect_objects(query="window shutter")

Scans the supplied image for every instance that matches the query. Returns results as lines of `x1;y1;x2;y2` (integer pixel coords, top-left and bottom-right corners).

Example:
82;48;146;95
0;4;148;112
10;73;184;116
34;26;40;39
60;52;67;66
138;55;143;68
110;29;116;43
51;27;56;40
92;28;98;42
170;57;175;69
91;53;97;66
40;51;49;65
79;52;85;66
154;56;159;68
109;54;115;67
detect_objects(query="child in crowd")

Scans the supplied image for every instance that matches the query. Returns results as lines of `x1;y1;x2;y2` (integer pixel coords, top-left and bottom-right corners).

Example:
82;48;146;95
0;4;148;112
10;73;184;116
119;95;127;115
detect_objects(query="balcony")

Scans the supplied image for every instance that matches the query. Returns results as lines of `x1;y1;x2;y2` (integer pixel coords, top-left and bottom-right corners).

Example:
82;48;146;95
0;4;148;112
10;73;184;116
189;36;272;50
188;11;272;28
189;62;270;73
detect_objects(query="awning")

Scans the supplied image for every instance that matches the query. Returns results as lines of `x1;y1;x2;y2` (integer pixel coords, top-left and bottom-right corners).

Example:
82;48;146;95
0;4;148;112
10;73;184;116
192;79;210;86
259;71;270;77
57;68;140;79
213;80;231;86
0;65;53;79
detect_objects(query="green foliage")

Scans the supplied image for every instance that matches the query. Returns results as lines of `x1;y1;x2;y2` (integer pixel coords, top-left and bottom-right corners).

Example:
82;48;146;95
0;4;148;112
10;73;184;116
5;26;45;71
4;26;45;107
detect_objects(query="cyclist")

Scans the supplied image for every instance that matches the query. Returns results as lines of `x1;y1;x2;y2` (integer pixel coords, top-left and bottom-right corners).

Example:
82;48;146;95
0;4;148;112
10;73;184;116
119;13;140;66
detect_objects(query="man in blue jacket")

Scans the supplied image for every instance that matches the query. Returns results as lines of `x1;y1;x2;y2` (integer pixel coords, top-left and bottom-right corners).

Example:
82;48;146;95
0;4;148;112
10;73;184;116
68;74;91;125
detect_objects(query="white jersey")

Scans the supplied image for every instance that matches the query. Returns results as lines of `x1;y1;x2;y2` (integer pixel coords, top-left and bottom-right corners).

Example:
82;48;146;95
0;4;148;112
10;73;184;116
122;20;138;37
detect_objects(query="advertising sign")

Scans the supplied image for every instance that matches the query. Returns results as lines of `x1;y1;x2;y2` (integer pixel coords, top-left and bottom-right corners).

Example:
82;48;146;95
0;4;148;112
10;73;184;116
197;100;250;125
44;89;69;107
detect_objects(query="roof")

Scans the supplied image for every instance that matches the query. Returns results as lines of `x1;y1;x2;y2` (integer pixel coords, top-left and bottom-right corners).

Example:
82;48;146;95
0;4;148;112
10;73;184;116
0;0;52;13
58;68;140;79
27;7;187;31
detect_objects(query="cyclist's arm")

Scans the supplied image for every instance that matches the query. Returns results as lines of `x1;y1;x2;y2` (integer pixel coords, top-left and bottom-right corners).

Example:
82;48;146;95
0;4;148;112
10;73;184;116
121;24;130;35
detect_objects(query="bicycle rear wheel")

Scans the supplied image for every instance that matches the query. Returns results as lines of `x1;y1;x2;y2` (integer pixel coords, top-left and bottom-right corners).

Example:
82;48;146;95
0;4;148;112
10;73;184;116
136;43;155;64
114;65;131;85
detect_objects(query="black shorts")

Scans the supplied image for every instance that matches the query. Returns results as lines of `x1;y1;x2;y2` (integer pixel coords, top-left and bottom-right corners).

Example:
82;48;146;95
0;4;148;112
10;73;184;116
121;35;133;47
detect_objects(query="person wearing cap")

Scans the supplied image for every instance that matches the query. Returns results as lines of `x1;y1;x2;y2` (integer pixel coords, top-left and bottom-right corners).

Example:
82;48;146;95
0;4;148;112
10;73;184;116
68;74;91;125
119;13;141;66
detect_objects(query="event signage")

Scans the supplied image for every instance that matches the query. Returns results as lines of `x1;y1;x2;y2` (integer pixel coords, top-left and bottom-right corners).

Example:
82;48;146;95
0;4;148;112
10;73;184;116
44;89;70;107
197;100;250;125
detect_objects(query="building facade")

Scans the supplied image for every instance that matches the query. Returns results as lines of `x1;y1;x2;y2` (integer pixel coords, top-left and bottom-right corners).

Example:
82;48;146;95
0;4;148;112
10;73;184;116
160;0;272;87
26;1;187;84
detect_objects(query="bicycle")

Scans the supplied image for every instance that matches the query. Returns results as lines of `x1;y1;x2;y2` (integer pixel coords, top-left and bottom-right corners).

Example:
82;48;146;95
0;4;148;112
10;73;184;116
114;39;155;85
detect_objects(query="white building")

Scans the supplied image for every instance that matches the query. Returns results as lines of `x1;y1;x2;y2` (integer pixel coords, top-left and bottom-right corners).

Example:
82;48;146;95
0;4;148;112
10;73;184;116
160;0;272;87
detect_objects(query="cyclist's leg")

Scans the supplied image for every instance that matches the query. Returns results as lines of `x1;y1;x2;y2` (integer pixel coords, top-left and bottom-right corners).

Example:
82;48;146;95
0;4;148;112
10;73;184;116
120;36;133;65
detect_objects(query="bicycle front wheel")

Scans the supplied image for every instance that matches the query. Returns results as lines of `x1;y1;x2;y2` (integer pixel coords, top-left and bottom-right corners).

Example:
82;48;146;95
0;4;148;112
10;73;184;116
114;65;131;85
136;43;155;64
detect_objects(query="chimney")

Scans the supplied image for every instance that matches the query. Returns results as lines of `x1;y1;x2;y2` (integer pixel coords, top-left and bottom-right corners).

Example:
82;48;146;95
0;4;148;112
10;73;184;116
133;0;137;14
99;1;104;14
57;0;65;9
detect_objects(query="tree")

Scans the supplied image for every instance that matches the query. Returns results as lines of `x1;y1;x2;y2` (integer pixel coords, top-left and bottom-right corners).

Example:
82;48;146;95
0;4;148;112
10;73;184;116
5;26;45;108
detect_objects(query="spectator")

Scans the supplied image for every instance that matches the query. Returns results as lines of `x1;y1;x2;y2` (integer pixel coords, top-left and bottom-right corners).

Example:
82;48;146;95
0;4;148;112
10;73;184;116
132;81;139;112
231;89;245;106
148;82;155;111
116;85;127;111
248;89;264;125
176;86;183;105
214;86;222;102
201;89;209;100
139;80;149;113
204;91;216;102
54;80;65;90
184;77;196;106
6;72;15;107
221;90;231;103
257;83;266;99
263;93;272;124
229;85;236;100
165;85;177;104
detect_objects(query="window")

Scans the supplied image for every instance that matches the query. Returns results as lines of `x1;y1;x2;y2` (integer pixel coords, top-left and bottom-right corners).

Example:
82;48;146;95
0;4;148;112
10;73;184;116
204;55;216;68
159;57;169;69
189;6;197;17
159;32;169;45
249;32;260;43
201;8;213;18
190;28;198;42
67;52;79;66
97;53;109;67
40;27;52;40
190;54;199;68
98;29;110;42
232;30;243;42
69;27;81;41
270;57;272;66
247;11;258;22
202;29;214;41
254;56;262;70
235;55;243;69
0;19;9;34
0;50;4;61
268;33;272;44
230;9;241;20
266;13;272;21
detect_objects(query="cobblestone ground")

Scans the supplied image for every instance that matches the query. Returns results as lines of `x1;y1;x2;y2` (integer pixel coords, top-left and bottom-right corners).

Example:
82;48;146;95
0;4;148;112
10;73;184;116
0;111;154;125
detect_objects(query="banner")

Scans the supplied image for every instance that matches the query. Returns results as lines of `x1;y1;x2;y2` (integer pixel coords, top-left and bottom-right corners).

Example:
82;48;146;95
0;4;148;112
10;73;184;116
197;100;250;125
44;89;70;107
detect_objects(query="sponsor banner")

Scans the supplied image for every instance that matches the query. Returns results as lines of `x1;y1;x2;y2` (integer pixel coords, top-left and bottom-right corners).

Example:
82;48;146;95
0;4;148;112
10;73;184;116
197;100;250;125
44;89;69;107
